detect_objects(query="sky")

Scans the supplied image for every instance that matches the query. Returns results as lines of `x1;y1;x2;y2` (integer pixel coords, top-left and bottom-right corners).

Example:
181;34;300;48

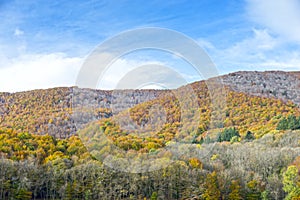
1;0;300;92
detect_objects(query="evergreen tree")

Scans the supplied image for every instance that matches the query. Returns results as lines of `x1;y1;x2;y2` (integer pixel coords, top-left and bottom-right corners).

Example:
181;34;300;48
277;117;288;130
277;115;300;130
245;131;255;141
217;127;240;142
287;115;300;130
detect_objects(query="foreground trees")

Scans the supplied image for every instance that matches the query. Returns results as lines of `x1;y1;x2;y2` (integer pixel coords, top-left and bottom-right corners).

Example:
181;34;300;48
202;171;221;200
0;129;300;199
283;165;300;200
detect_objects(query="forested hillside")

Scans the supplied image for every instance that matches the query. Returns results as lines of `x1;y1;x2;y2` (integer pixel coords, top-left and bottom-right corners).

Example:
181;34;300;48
1;71;300;199
0;87;163;138
222;71;300;105
93;80;299;154
1;71;300;139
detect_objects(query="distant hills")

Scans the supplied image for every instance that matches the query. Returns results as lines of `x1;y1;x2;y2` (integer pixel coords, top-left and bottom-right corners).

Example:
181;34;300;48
1;70;300;141
0;87;163;138
222;71;300;105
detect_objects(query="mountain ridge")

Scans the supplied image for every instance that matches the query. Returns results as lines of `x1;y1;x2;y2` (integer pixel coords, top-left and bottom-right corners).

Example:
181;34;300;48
1;70;300;139
1;70;300;199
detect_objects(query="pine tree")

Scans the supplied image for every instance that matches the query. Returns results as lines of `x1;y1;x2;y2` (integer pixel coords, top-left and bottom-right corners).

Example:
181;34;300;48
218;127;240;142
277;117;288;130
245;131;255;141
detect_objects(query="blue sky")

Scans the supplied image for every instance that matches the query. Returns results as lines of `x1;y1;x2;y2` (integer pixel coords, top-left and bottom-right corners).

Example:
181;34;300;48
1;0;300;92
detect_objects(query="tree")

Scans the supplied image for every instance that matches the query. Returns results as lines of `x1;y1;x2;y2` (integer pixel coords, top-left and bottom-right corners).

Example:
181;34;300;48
283;165;300;200
261;190;269;200
246;180;261;200
228;180;242;200
151;191;158;200
230;136;239;144
287;115;300;130
277;115;300;130
202;171;221;200
15;189;32;200
244;131;255;141
189;158;203;169
217;127;240;142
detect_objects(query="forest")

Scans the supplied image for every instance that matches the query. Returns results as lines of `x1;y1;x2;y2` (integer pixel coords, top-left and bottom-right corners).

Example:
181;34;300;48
1;73;300;199
0;128;300;199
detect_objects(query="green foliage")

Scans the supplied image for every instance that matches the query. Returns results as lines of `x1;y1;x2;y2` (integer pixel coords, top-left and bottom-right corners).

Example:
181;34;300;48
244;130;255;141
283;165;300;200
277;114;300;130
150;191;158;200
217;127;240;142
261;190;269;200
230;135;240;144
15;188;32;200
277;117;289;130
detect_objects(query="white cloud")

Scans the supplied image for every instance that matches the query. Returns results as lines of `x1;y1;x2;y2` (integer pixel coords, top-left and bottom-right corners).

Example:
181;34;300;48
200;29;300;73
0;53;83;92
0;51;197;92
0;49;11;68
246;0;300;43
97;58;142;89
98;58;187;90
14;28;24;36
258;52;300;71
221;29;278;61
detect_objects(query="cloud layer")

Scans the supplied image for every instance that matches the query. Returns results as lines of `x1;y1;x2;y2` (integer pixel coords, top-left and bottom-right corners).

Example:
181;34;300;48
0;53;82;92
246;0;300;43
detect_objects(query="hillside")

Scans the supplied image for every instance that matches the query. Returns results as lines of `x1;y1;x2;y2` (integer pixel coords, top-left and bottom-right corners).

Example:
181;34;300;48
0;87;163;138
1;71;300;140
89;80;299;154
1;71;300;199
222;71;300;105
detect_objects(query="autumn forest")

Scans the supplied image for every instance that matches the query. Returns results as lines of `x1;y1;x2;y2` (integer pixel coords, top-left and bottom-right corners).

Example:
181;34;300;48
1;71;300;199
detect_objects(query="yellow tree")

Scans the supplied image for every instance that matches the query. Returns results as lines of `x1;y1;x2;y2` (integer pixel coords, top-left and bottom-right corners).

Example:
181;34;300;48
202;171;221;200
283;165;300;200
228;180;242;200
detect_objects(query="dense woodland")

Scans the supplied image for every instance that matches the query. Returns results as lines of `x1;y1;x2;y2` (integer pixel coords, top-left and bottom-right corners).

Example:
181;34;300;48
0;129;300;199
1;71;300;199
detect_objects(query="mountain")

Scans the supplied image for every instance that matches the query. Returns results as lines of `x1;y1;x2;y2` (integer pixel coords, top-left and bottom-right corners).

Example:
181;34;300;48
0;87;163;138
1;70;300;199
90;78;299;153
1;71;300;139
222;71;300;105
